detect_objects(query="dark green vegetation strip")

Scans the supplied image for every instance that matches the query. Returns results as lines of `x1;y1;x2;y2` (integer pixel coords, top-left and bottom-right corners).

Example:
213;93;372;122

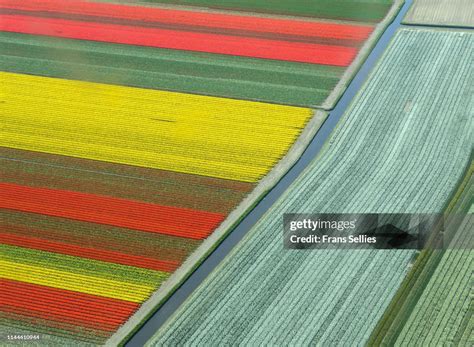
0;32;343;107
141;0;393;22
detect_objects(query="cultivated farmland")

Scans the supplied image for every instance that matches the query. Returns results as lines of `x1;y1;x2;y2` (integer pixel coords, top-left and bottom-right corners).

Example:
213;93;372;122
0;80;311;343
142;0;395;22
394;213;473;346
2;72;312;183
369;167;474;346
0;32;344;108
149;28;474;346
0;0;402;108
404;0;474;28
0;0;402;344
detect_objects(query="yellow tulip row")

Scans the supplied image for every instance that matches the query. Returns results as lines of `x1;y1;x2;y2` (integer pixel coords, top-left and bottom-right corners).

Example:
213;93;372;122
0;260;154;303
1;72;313;182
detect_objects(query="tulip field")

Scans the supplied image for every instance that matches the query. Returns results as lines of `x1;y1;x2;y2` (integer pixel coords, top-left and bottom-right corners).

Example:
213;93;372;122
6;0;470;346
0;0;402;344
1;31;344;108
0;84;311;344
2;72;312;183
0;0;403;108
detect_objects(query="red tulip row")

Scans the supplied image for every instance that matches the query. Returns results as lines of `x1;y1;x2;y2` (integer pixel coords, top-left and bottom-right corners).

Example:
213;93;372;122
2;279;139;331
0;183;225;239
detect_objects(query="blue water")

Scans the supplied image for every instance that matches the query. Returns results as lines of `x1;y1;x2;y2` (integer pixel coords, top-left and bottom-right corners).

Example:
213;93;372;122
126;1;414;345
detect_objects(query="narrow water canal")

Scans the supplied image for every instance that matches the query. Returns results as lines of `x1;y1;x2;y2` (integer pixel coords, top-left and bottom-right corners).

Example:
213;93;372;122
126;1;414;345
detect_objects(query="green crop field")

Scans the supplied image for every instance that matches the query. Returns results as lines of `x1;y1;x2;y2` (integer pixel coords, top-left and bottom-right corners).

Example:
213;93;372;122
395;214;473;346
142;0;394;22
148;28;474;346
368;166;473;346
1;0;403;111
0;32;344;108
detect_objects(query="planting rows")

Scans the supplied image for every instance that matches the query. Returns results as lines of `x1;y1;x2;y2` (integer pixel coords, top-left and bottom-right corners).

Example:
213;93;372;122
1;183;225;239
368;167;473;346
2;72;311;182
2;147;252;214
0;70;311;343
395;212;473;345
1;15;358;65
0;32;344;108
0;83;310;343
140;0;394;22
2;210;199;271
2;245;166;304
0;0;402;344
404;0;474;28
0;0;401;108
149;28;474;345
2;279;138;341
368;8;474;346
